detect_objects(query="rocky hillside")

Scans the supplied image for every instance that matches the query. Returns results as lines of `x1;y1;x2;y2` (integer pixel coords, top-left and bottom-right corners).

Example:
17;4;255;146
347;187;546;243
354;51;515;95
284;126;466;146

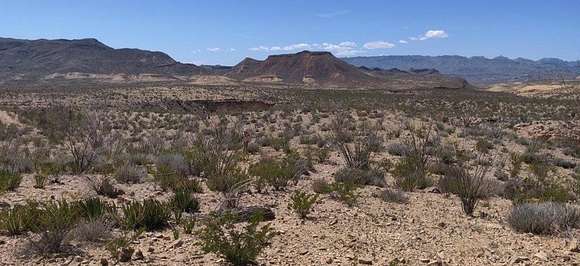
0;37;202;83
343;55;580;85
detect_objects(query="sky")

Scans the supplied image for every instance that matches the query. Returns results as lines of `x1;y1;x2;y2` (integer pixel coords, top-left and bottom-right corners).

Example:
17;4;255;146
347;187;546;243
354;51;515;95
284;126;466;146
1;0;579;65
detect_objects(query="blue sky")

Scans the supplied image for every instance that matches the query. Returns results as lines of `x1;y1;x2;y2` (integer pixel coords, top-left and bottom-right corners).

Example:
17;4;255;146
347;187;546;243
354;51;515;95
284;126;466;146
1;0;579;65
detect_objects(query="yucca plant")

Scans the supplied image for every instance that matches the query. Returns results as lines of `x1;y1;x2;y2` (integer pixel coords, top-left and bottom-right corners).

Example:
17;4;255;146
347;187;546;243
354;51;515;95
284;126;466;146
0;201;42;235
122;199;171;231
75;197;112;221
0;169;23;192
33;174;48;189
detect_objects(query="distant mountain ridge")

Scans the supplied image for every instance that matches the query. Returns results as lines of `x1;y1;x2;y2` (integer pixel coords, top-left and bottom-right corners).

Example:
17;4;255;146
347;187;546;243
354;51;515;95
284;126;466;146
0;37;203;82
0;37;469;89
342;55;580;85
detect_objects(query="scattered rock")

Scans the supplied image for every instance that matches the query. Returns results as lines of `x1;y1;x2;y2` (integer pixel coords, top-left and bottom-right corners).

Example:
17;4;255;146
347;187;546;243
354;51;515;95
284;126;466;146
100;258;108;266
134;249;144;260
118;247;135;262
423;187;440;193
215;206;276;223
533;251;548;261
172;239;184;249
569;240;580;252
510;256;529;264
358;256;373;264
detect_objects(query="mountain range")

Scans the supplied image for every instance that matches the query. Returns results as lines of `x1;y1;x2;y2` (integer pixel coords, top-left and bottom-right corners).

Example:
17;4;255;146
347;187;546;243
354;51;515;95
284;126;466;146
0;37;471;89
342;55;580;85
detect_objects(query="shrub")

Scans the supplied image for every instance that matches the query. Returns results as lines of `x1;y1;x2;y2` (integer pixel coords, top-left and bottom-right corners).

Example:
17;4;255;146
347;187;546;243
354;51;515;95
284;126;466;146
387;143;410;156
156;153;189;178
0;202;42;235
28;200;80;255
509;153;523;178
121;199;171;231
75;197;112;221
89;176;124;198
71;219;111;243
392;156;432;191
330;182;359;207
0;169;22;192
335;141;371;170
114;163;146;184
378;188;408;204
249;158;297;191
438;163;492;216
475;139;493;153
508;202;580;235
333;167;384;187
170;189;200;222
311;178;333;194
504;177;572;204
246;142;260;154
198;212;275;266
288;191;318;219
33;174;48;189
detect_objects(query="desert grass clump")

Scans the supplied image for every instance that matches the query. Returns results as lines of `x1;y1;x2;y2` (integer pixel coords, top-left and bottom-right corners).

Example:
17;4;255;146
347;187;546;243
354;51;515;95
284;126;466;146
508;202;580;235
114;163;146;184
311;178;333;194
0;169;23;192
378;188;409;204
288;190;318;219
33;174;48;189
198;212;275;266
333;167;384;187
121;199;172;231
75;197;113;222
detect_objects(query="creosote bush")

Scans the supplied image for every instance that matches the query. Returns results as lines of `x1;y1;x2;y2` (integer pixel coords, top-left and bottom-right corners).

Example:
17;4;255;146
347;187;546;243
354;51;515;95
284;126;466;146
288;190;318;219
249;158;298;191
198;212;275;266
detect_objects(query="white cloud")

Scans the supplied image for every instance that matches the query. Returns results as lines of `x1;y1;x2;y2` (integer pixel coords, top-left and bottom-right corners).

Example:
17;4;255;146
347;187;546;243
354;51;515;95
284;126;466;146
417;30;448;41
399;40;408;44
249;41;362;56
206;47;222;52
363;41;395;49
317;10;350;18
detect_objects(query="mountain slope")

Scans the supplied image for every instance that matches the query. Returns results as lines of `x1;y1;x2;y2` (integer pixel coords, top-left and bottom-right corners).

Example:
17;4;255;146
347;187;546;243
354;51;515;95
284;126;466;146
0;37;203;82
227;51;383;87
342;55;580;85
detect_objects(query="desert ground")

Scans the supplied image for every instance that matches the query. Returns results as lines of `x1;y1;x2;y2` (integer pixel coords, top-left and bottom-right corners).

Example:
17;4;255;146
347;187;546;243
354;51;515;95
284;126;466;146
0;83;579;266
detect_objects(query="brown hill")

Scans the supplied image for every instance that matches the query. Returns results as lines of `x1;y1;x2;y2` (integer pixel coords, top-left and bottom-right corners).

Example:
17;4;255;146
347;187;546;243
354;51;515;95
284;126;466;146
227;51;382;87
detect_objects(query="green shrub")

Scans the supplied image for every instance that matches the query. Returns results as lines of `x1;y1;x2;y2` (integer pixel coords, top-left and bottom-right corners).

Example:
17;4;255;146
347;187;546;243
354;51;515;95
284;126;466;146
288;191;318;219
438;163;493;216
392;156;432;191
170;189;200;223
249;158;298;191
198;212;275;266
75;197;112;222
0;169;22;192
121;199;171;231
508;202;580;235
33;174;48;189
29;200;80;255
330;182;359;207
475;138;493;153
0;201;42;235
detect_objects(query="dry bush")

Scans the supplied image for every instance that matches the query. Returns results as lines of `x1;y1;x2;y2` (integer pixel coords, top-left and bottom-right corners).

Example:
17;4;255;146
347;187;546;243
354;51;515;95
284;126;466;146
508;202;580;235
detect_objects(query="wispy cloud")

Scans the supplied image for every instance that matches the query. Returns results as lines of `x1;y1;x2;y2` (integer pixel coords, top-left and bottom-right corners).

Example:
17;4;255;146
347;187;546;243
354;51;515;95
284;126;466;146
316;10;350;18
363;41;395;49
249;41;362;56
399;40;408;44
206;47;236;52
